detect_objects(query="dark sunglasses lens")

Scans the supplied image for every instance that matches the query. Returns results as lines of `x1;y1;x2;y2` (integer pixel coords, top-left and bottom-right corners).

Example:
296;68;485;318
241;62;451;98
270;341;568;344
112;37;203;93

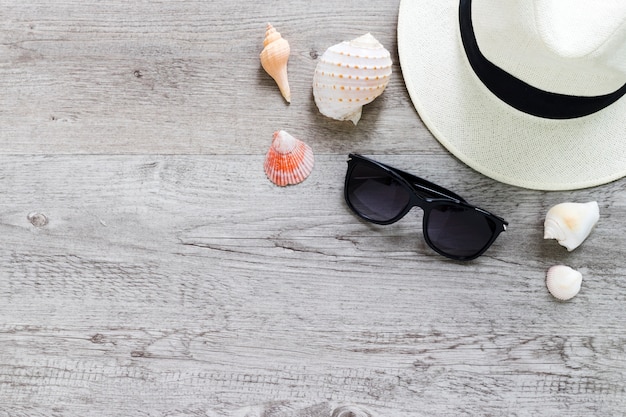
426;203;498;258
347;162;411;222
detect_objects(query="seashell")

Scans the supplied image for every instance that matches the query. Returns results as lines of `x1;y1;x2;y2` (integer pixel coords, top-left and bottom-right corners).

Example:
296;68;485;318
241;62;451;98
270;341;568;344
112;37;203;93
260;23;291;103
544;201;599;251
313;33;392;125
546;265;582;301
264;130;314;186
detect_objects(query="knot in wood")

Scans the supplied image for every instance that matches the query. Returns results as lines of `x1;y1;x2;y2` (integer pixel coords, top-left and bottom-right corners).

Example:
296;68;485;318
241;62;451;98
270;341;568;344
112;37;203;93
27;212;49;227
331;405;378;417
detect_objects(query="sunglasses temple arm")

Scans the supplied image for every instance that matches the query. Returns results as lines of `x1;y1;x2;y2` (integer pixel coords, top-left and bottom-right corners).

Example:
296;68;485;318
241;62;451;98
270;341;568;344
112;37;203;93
373;158;509;229
395;169;468;202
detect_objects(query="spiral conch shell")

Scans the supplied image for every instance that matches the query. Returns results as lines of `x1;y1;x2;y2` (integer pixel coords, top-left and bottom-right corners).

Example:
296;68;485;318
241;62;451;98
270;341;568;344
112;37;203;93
260;23;291;102
264;130;314;186
546;265;582;301
544;201;599;251
313;33;392;125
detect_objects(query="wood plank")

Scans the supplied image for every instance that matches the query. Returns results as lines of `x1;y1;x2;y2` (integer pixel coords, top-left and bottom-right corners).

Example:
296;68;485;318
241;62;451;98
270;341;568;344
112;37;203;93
0;0;431;155
2;0;626;415
1;155;625;415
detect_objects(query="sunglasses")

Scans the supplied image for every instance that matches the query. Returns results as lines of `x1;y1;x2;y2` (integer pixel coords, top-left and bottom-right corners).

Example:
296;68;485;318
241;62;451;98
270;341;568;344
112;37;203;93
344;154;508;261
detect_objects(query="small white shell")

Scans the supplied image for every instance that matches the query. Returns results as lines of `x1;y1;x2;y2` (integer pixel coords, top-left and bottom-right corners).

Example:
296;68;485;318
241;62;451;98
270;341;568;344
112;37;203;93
313;33;392;125
546;265;582;301
544;201;599;251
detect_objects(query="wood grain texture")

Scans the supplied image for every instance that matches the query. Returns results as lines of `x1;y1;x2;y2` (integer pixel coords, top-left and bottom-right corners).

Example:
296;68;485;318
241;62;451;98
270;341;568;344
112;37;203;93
1;1;626;416
0;0;423;155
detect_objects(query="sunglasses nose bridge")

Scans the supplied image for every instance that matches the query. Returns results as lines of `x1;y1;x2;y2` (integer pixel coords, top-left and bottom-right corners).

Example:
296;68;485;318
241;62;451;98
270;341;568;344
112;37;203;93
402;194;431;230
407;191;431;212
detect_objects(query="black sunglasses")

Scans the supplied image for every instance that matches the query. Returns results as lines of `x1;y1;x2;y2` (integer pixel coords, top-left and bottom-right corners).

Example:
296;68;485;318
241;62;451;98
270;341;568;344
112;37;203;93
344;154;508;261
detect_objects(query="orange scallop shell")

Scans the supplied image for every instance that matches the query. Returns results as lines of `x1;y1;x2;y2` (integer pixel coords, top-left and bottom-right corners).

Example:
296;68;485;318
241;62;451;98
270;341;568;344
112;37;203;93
264;130;314;186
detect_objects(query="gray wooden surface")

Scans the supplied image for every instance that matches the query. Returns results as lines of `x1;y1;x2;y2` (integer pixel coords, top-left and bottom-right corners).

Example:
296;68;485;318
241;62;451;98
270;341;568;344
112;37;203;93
1;1;625;416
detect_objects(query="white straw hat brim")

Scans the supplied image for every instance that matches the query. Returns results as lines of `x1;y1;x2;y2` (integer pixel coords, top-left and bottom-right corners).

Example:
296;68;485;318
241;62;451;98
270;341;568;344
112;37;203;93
397;0;626;190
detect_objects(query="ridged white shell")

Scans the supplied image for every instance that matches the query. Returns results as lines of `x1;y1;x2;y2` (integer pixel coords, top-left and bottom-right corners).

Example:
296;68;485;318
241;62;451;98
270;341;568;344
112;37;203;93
546;265;582;301
264;130;314;186
313;33;392;125
544;201;599;251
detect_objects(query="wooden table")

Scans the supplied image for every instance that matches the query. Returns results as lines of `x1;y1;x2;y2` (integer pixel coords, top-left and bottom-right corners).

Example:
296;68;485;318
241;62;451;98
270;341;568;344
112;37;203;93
2;1;625;415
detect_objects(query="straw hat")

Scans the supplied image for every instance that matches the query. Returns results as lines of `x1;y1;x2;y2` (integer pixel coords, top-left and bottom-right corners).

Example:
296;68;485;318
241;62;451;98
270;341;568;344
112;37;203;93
397;0;626;190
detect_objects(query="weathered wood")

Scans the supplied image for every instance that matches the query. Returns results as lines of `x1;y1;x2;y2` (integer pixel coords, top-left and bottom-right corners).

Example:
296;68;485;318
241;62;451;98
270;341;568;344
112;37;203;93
0;0;424;155
1;155;625;416
1;1;626;416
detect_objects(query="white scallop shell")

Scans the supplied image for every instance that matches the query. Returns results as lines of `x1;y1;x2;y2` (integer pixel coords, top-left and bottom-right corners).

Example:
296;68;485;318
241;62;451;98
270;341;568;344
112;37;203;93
264;130;314;186
546;265;582;301
544;201;599;251
313;33;392;125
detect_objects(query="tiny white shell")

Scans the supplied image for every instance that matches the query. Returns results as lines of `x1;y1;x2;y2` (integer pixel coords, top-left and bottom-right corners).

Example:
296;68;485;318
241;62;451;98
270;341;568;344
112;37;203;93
313;33;392;125
546;265;582;301
544;201;599;251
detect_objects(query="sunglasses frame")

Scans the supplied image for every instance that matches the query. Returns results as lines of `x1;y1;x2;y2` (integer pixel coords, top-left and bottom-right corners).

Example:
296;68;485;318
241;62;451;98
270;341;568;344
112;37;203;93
344;153;508;261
